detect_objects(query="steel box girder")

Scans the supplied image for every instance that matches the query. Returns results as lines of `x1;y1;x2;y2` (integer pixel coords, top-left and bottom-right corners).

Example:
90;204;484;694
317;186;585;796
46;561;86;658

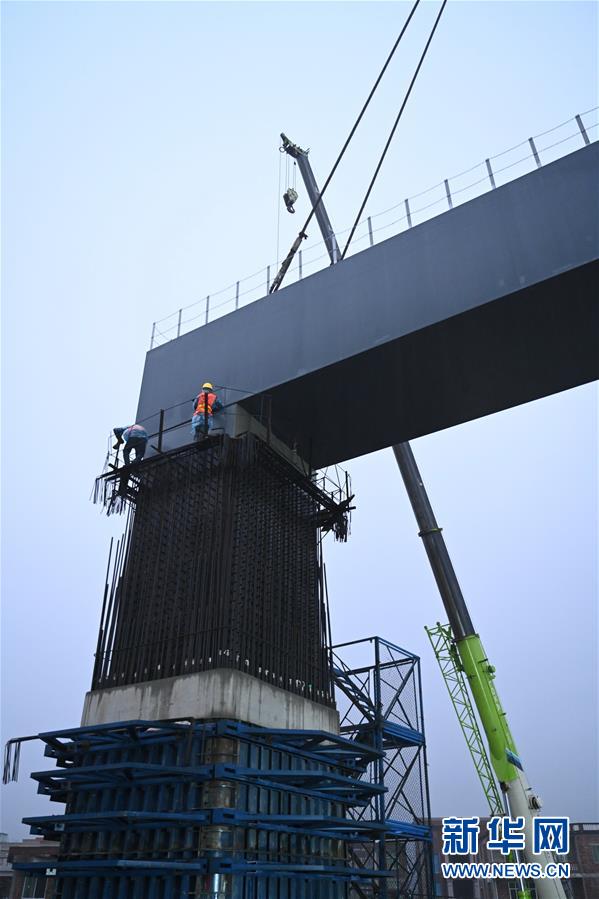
137;144;599;469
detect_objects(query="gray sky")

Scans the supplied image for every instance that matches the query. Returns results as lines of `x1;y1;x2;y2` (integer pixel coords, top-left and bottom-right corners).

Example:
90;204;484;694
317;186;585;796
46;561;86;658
1;1;597;839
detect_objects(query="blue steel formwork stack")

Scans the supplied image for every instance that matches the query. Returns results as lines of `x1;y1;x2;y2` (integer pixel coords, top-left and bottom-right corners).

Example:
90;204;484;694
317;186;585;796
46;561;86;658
16;719;389;898
6;433;432;898
10;644;433;898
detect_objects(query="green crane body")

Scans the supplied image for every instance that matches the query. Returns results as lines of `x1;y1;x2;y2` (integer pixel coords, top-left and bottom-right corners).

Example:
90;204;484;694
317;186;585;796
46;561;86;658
457;633;520;785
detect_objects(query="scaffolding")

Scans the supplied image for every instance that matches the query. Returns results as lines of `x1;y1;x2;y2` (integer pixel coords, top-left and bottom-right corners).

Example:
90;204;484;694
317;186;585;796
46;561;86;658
331;637;434;898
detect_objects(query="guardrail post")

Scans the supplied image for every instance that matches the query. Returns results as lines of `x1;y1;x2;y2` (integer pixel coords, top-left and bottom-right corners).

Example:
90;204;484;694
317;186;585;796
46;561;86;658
444;179;453;209
235;281;240;309
177;308;182;338
485;158;496;189
528;137;541;168
298;251;303;279
266;265;271;292
367;216;374;247
404;199;412;228
150;322;156;349
205;295;210;326
575;113;590;146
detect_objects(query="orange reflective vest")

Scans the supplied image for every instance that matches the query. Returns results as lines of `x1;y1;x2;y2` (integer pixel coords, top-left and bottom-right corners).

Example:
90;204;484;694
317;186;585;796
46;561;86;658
195;392;218;415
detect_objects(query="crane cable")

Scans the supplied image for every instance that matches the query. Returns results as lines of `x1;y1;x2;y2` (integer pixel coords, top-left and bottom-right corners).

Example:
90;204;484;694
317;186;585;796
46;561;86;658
269;0;422;294
341;0;449;259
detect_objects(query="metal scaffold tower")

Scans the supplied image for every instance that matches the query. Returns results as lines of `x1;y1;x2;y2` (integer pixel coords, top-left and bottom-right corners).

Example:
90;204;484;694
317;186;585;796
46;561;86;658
331;637;434;898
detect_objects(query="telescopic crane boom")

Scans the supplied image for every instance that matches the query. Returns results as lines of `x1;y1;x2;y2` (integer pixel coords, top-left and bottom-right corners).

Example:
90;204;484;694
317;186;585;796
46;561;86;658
280;133;568;899
280;134;341;265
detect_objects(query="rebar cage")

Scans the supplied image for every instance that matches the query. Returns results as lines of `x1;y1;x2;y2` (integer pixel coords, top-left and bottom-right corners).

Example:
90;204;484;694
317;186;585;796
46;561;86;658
93;434;351;706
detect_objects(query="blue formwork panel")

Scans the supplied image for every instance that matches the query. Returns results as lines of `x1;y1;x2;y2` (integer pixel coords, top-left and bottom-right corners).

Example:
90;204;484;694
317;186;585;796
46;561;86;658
12;636;433;898
16;719;397;899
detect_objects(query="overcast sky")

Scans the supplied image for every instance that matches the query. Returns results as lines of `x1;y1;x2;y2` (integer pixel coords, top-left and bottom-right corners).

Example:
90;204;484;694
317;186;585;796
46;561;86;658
1;1;597;839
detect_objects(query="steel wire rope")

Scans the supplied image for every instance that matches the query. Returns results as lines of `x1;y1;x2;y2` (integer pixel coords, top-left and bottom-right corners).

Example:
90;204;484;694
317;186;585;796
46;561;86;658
534;107;598;138
536;125;598;153
366;125;597;240
159;127;585;341
276;143;282;269
488;136;531;160
341;0;448;260
356;118;599;241
154;263;273;330
269;0;422;293
345;117;598;249
152;110;597;342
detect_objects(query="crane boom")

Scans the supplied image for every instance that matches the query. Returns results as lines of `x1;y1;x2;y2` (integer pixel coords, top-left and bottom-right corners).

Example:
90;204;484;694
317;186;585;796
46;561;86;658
280;132;568;899
280;133;341;265
393;445;567;899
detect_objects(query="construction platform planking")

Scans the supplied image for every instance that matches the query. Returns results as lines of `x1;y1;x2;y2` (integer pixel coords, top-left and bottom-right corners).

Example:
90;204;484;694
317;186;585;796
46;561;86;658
137;142;599;469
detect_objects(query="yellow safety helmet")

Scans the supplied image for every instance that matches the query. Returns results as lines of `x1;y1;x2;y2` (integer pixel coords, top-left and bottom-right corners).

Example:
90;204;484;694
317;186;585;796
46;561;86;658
202;382;213;390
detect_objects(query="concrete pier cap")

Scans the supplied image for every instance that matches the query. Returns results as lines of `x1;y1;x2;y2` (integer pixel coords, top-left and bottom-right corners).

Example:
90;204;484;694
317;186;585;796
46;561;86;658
82;668;340;734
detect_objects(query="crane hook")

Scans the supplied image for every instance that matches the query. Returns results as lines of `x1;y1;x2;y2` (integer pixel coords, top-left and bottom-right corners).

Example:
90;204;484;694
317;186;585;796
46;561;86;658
283;187;298;214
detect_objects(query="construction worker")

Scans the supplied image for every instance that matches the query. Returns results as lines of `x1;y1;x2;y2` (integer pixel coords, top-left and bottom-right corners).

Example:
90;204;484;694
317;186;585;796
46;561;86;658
192;383;223;439
113;424;148;465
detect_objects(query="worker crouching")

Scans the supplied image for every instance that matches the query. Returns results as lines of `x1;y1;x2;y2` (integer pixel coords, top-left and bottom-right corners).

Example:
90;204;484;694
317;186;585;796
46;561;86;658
192;382;223;439
113;424;149;465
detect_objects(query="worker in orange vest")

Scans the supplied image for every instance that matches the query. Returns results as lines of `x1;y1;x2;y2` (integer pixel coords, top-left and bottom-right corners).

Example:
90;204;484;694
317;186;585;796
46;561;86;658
191;382;223;439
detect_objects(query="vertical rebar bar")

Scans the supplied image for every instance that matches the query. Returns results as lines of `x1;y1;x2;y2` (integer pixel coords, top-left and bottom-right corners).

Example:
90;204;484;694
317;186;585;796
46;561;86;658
404;198;412;228
158;410;164;453
367;216;374;247
485;158;496;189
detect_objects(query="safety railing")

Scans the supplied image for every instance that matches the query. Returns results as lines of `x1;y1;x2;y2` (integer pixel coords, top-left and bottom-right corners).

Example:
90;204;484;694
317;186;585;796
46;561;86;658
98;386;351;510
149;108;598;348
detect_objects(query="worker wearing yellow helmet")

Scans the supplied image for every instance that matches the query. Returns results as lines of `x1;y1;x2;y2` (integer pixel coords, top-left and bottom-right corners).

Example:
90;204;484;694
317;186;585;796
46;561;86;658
191;381;223;440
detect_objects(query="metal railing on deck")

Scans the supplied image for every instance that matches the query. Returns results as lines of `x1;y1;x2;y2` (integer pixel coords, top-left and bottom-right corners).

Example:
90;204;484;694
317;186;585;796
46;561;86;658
149;108;598;348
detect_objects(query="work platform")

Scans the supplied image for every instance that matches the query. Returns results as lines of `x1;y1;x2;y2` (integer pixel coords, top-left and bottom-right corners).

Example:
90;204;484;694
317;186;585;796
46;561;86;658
137;142;598;468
